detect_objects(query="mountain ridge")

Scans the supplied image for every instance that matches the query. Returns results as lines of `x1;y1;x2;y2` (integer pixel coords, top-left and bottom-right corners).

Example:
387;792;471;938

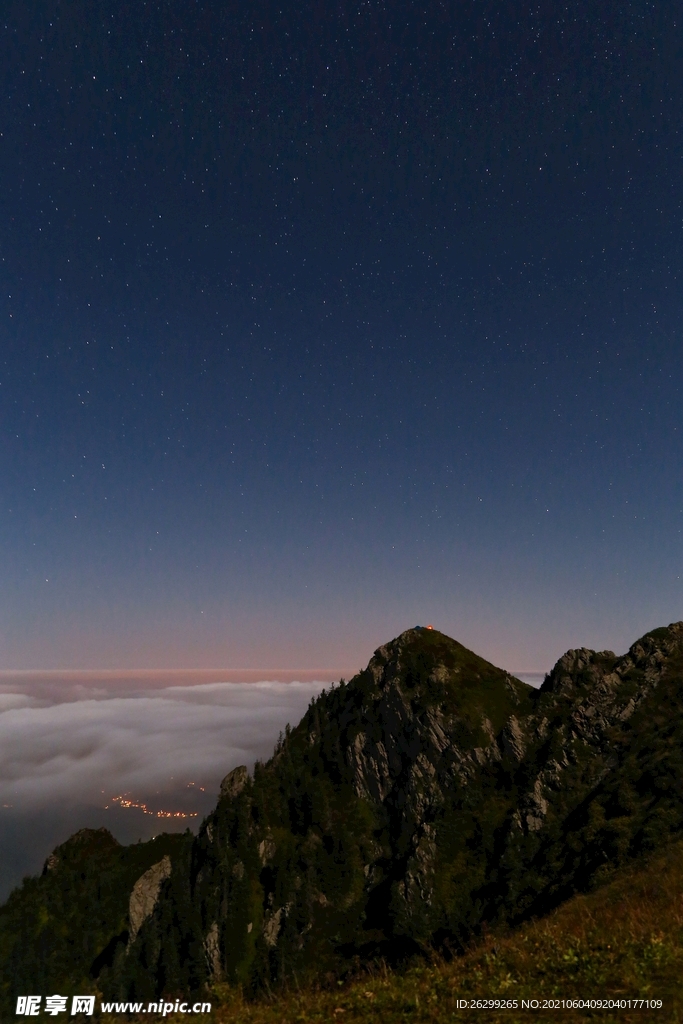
2;621;683;1010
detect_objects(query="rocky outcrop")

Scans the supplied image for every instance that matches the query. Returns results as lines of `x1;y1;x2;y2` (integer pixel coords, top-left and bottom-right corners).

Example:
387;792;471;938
502;716;526;761
128;855;171;943
219;764;249;800
204;922;221;978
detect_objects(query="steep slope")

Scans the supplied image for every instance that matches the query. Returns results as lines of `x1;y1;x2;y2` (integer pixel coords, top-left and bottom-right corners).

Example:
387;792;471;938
192;835;683;1024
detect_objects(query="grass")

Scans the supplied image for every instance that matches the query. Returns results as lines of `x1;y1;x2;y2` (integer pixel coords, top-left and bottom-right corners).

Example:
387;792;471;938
106;837;683;1023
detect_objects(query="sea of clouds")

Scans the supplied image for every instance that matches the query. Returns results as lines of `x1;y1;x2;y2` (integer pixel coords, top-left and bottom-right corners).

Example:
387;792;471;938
0;679;330;900
0;668;544;901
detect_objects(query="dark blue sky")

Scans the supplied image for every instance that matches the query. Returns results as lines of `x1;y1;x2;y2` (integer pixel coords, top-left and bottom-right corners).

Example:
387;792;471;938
1;1;681;670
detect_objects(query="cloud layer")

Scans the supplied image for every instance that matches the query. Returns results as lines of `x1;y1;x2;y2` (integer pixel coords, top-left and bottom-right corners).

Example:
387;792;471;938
0;679;329;899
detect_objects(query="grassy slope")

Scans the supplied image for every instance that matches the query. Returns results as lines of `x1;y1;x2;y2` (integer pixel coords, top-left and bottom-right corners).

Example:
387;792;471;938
122;836;683;1023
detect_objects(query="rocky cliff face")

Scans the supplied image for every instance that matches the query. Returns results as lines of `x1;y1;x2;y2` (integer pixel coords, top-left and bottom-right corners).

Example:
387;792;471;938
128;855;172;943
5;622;683;1009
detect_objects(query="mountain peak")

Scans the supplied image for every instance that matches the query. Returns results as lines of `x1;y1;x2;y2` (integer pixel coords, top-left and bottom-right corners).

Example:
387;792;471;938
362;626;529;727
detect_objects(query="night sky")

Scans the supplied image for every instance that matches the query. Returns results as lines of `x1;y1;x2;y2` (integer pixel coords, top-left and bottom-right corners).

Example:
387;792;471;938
2;1;682;672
